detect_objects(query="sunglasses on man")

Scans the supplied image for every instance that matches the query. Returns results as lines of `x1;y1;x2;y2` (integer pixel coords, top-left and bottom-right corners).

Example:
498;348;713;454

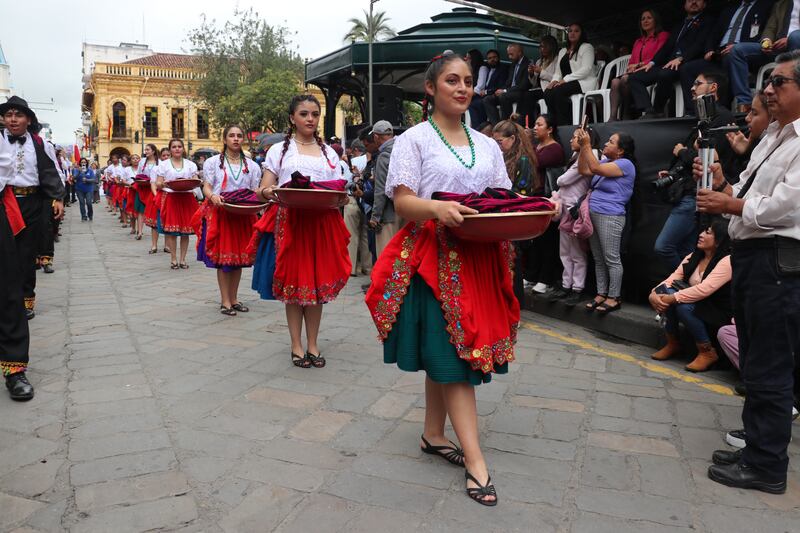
765;75;800;88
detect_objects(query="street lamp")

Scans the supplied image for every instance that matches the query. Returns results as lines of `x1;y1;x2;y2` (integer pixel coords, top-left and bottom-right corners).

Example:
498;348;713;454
368;0;379;125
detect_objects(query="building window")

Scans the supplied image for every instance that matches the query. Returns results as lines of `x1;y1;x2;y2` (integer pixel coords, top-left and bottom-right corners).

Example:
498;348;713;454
112;102;126;138
197;109;209;139
171;108;184;138
144;107;158;137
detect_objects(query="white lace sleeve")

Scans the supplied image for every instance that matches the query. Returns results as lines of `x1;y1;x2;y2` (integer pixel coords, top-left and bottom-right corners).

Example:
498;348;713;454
264;142;285;178
491;141;512;189
385;132;421;199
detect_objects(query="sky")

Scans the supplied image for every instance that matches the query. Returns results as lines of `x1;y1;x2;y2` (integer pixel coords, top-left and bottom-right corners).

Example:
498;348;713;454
2;0;460;144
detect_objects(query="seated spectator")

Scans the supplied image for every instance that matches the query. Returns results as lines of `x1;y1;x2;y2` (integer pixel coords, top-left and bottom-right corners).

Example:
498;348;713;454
484;43;531;124
729;0;800;111
525;114;566;294
654;71;735;271
681;0;773;115
627;0;713;118
650;218;733;372
521;35;559;123
577;129;637;314
466;49;490;126
493;119;540;305
610;9;670;121
544;23;597;126
548;128;599;306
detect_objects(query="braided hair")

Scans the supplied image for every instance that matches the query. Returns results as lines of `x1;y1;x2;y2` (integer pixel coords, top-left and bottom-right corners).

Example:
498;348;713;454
422;50;468;121
219;124;249;174
279;94;332;168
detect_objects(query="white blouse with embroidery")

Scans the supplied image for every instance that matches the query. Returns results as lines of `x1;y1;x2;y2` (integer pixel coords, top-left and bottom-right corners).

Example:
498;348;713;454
155;158;199;193
385;121;510;200
263;138;340;185
202;154;262;194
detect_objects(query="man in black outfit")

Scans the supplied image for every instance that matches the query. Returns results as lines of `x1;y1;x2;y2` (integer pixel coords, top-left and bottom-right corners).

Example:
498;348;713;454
680;0;773;114
483;43;531;124
628;0;714;117
0;96;64;401
468;49;507;125
697;50;800;494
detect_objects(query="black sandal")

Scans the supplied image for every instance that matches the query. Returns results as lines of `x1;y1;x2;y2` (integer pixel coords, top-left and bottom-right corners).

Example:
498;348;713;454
585;295;607;311
220;306;237;316
231;302;249;313
596;300;622;314
307;352;326;368
148;248;158;254
292;353;311;368
421;435;465;467
179;263;189;269
170;262;179;270
164;247;171;253
465;470;497;507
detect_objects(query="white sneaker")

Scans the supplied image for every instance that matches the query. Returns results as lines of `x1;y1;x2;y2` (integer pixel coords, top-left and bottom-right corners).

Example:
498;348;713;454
726;429;746;449
532;282;550;294
794;406;799;420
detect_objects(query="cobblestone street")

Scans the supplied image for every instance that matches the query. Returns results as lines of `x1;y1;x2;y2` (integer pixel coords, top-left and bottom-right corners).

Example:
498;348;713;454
2;205;800;532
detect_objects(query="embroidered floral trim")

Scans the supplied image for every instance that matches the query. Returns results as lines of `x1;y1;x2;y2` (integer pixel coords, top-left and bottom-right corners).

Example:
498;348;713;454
206;250;256;267
24;297;34;311
161;224;194;235
372;223;422;340
1;361;27;377
272;278;349;306
434;224;516;374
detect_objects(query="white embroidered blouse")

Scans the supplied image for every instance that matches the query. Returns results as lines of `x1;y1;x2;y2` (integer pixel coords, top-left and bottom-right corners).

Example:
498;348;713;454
385;121;510;200
155;158;199;193
202;154;262;194
263;139;340;185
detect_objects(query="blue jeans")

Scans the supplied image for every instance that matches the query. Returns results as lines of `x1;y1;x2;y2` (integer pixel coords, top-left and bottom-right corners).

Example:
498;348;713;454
730;31;800;105
76;189;94;220
654;195;698;271
656;286;710;343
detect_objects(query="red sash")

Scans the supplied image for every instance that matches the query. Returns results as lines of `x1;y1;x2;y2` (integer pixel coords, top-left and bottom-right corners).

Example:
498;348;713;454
2;187;26;235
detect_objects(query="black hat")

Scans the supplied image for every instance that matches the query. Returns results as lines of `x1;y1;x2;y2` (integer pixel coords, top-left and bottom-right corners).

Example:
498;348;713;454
0;96;40;132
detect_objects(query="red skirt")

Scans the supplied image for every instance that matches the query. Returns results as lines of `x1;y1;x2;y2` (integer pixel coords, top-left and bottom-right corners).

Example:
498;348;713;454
193;201;257;267
272;206;351;306
144;190;161;228
159;192;196;235
125;188;136;215
137;183;152;208
365;221;519;376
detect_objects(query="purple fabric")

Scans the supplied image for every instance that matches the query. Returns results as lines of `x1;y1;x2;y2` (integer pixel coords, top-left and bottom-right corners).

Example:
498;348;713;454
284;172;347;191
717;323;739;370
221;189;261;205
196;220;240;272
588;158;635;216
431;188;554;214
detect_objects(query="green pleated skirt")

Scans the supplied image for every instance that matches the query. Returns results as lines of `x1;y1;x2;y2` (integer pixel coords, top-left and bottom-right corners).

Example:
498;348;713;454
384;275;508;386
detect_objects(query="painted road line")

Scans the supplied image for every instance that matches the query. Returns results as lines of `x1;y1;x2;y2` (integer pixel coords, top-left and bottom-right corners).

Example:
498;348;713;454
520;321;735;396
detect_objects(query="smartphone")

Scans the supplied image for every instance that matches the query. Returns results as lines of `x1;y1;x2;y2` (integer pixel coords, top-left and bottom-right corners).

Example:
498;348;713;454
580;115;589;131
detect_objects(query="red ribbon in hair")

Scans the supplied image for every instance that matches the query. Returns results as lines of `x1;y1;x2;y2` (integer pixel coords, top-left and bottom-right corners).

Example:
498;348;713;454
2;187;26;235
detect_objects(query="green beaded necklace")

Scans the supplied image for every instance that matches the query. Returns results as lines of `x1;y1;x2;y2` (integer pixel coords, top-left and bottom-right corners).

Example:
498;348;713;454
427;117;476;169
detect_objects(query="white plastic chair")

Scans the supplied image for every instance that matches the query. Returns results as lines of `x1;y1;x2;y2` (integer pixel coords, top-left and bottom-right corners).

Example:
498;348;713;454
673;81;685;117
583;55;631;122
570;61;606;124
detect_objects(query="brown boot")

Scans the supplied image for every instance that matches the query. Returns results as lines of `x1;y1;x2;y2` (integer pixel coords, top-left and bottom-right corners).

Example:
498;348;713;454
685;342;718;372
652;333;681;361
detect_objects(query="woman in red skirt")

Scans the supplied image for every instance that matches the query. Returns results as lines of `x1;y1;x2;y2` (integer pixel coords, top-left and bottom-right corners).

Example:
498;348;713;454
196;125;262;315
365;52;520;506
145;147;171;254
117;155;134;229
253;94;350;368
155;139;198;269
139;144;161;251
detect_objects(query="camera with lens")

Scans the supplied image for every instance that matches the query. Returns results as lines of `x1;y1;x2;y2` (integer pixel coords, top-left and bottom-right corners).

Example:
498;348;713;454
653;162;689;190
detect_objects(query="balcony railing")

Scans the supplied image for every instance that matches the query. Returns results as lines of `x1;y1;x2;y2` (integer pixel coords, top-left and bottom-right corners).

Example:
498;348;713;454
96;63;205;81
110;127;133;141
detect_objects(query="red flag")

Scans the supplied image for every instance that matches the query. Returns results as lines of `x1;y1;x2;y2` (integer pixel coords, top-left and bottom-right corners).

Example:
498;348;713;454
73;144;81;163
107;118;112;139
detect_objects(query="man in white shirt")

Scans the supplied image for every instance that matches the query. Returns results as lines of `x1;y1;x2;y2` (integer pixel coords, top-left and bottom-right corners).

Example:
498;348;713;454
0;96;64;401
697;50;800;494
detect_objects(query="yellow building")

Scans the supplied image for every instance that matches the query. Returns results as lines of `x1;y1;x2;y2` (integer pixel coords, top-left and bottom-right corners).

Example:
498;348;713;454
82;47;344;162
82;52;220;162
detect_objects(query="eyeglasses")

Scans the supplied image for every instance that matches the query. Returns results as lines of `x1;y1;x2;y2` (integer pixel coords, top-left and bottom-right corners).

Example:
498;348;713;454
765;75;800;88
692;80;711;87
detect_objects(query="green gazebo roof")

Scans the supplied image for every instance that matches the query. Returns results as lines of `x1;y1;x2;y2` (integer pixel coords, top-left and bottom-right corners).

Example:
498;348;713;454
305;7;538;101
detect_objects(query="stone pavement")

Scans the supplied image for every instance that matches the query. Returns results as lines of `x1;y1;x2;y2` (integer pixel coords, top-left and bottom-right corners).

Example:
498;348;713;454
2;204;800;533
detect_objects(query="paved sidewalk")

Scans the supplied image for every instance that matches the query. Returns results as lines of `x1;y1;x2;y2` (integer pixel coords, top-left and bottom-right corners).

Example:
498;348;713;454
1;205;799;532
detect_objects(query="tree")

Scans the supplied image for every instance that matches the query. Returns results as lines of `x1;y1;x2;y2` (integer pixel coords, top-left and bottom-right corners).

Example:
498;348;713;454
188;9;304;144
343;10;396;42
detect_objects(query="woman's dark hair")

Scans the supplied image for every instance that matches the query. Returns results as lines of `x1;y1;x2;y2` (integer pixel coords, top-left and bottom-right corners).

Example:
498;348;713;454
569;127;601;164
168;138;185;158
639;9;663;37
279;94;331;167
539;35;559;66
159;147;170;157
78;157;89;166
465;49;485;77
422;50;469;121
566;22;589;58
684;217;731;280
145;143;159;161
220;124;249;174
613;131;637;169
